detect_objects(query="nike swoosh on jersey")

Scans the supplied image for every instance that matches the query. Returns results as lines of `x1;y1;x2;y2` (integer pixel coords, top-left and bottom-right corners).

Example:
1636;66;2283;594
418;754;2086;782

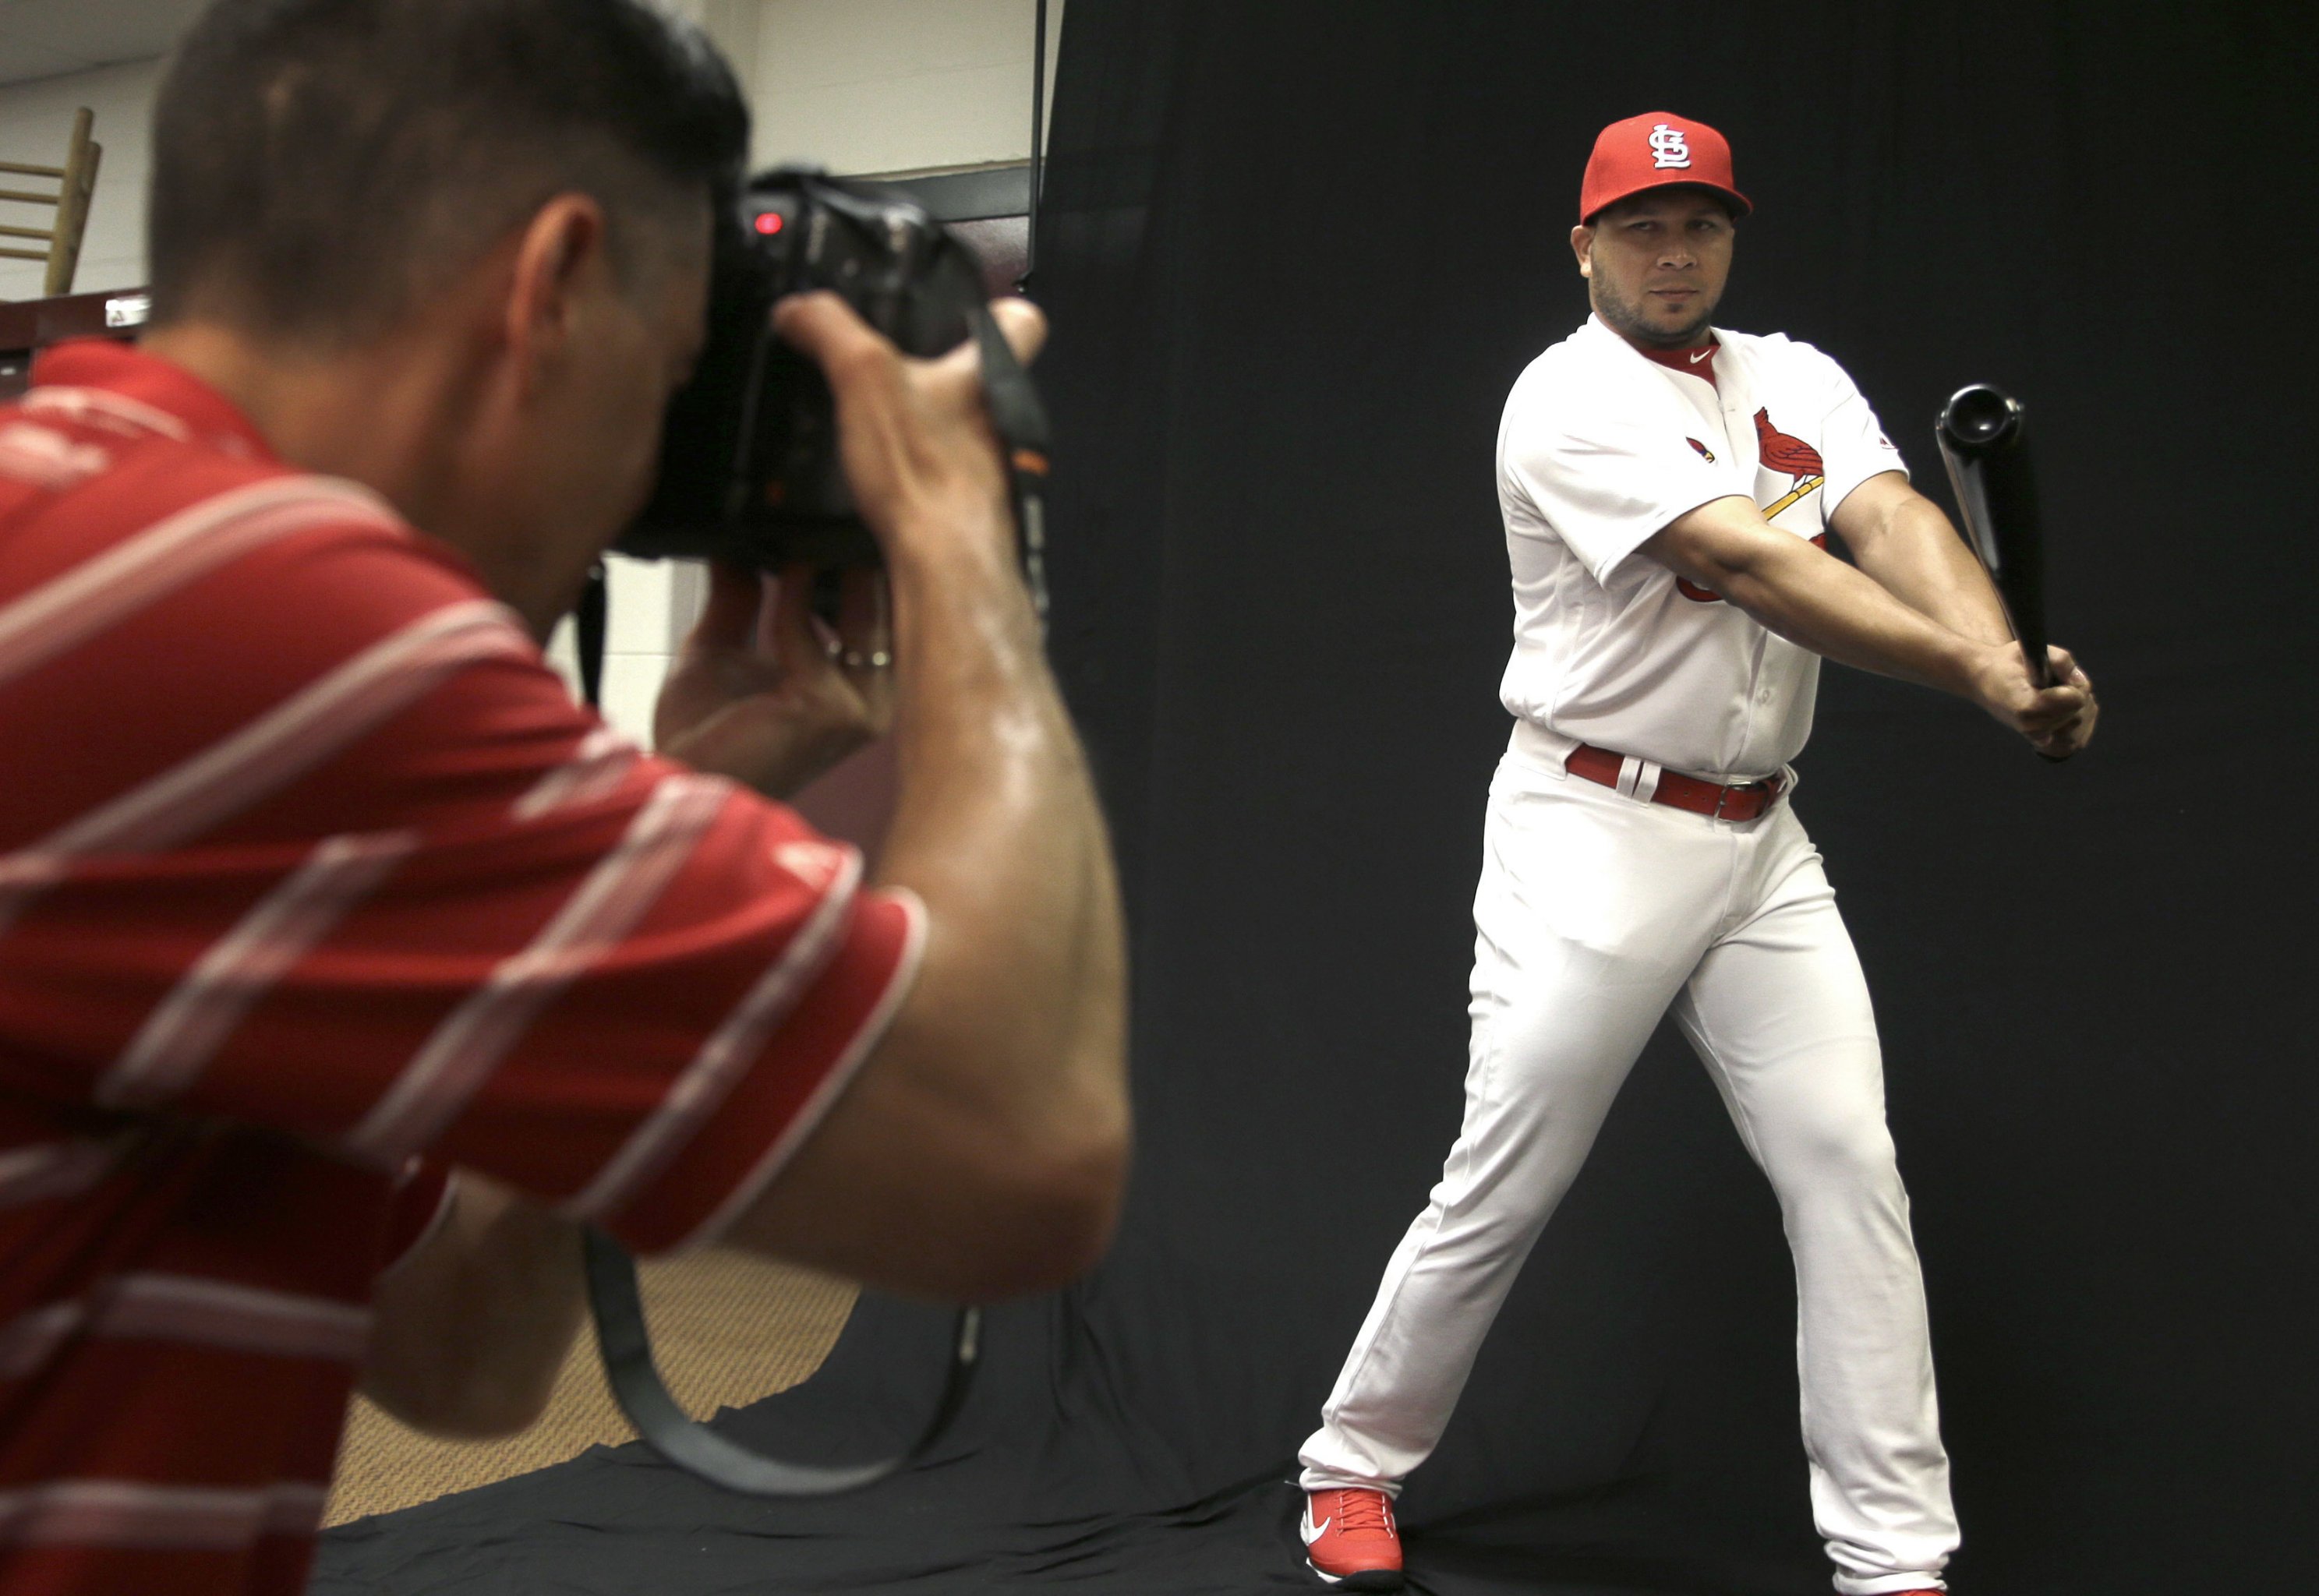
1689;348;1712;362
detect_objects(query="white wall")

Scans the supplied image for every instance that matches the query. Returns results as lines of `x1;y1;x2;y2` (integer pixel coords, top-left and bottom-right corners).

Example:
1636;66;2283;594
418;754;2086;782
0;0;1062;742
0;57;161;301
748;0;1059;176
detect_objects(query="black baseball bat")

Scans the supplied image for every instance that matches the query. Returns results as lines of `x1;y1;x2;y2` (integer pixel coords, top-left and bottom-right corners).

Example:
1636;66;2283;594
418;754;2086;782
1935;383;2053;687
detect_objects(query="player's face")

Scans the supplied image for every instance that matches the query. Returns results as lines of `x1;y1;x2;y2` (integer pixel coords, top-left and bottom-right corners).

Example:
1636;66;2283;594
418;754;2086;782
1571;189;1735;348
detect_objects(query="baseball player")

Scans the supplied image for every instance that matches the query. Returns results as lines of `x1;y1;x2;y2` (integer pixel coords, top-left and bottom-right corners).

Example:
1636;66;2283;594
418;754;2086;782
1295;112;2098;1594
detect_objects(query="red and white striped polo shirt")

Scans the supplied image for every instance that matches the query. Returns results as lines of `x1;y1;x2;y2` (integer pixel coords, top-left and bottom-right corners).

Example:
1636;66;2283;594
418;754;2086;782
0;341;925;1594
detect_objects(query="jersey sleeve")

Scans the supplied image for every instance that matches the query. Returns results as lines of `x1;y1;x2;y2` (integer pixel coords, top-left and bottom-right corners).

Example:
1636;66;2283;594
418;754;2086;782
1497;358;1735;584
0;509;924;1257
1812;350;1909;516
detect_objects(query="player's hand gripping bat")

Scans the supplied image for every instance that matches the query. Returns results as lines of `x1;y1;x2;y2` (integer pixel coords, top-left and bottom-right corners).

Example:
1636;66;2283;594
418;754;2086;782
1935;383;2054;688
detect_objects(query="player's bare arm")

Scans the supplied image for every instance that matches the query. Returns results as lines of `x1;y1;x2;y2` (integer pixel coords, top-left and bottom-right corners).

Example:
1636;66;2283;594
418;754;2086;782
715;293;1131;1303
1644;496;2095;757
1831;470;2100;754
1827;471;2010;643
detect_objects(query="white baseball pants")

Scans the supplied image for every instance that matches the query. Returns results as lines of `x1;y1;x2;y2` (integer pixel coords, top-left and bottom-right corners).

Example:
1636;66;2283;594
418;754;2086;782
1299;736;1959;1594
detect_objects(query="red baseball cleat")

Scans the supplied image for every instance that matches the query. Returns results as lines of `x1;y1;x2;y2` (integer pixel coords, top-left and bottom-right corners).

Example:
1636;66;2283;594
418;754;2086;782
1300;1487;1403;1589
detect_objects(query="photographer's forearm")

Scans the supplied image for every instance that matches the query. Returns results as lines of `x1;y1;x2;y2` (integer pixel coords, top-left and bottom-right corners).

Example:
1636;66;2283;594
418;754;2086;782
724;531;1127;1301
361;1178;586;1439
723;292;1127;1298
876;528;1127;1189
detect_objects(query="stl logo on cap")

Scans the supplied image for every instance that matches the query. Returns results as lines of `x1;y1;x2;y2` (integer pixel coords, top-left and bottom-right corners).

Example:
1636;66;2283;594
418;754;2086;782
1579;111;1752;222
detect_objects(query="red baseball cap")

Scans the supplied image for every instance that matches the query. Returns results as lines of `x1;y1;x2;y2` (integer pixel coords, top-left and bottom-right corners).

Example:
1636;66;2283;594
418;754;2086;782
1579;111;1751;223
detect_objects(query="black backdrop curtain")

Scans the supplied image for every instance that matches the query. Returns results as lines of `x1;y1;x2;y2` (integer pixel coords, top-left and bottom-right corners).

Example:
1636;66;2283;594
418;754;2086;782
317;3;2316;1593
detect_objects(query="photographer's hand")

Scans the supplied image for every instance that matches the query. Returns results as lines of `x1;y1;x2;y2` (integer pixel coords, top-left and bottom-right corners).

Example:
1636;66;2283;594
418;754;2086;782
770;295;1045;570
717;292;1132;1302
656;560;893;799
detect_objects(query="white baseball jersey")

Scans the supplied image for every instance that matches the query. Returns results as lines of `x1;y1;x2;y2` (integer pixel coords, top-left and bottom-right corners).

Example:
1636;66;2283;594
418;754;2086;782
1495;314;1905;779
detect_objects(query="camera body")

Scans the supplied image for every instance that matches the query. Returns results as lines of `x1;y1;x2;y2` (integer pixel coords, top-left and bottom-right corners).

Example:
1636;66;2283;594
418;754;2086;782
618;166;992;569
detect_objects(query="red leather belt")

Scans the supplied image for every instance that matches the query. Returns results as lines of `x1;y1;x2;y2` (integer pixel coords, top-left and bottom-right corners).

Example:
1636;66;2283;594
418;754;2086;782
1565;743;1785;821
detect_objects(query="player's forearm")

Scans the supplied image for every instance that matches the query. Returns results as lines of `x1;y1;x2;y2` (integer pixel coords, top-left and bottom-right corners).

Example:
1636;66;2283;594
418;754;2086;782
1842;494;2013;646
1649;501;1984;701
1726;535;1987;695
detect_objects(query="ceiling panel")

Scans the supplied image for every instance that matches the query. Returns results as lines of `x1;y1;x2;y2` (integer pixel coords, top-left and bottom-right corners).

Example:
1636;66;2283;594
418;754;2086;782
0;0;207;86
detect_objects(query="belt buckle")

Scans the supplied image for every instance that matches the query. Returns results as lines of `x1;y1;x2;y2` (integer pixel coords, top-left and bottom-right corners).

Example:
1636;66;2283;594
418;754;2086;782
1712;779;1760;821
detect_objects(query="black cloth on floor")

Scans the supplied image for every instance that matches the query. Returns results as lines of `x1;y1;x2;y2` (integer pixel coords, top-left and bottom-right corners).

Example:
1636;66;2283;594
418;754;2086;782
316;2;2316;1591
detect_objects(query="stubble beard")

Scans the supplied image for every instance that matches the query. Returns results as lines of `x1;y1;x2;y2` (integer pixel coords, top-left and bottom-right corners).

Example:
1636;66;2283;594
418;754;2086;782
1593;279;1720;349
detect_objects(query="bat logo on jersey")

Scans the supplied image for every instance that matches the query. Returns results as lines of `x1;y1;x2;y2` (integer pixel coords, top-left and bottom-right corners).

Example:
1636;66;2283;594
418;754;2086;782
1687;437;1716;464
1649;124;1692;168
1677;410;1829;603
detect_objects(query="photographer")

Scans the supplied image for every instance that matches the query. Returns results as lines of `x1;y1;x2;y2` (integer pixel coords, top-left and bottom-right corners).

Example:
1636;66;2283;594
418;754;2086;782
0;2;1126;1593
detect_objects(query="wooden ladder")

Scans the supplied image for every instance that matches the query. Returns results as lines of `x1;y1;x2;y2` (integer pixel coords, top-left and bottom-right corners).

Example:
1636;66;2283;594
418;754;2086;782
0;108;102;298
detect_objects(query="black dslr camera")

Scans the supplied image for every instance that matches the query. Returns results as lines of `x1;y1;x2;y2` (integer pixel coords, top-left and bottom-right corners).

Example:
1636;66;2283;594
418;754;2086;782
617;164;1041;572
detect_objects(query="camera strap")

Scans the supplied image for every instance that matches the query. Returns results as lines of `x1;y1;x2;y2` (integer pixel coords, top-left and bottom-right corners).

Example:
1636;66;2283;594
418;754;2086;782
583;1227;984;1496
574;560;608;708
969;302;1055;623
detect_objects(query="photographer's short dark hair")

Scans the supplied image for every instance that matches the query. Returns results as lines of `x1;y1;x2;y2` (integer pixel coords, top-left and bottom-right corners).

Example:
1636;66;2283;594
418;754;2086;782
149;0;750;343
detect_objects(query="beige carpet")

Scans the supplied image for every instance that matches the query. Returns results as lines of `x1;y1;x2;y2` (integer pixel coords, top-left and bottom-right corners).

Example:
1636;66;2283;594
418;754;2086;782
325;1251;857;1527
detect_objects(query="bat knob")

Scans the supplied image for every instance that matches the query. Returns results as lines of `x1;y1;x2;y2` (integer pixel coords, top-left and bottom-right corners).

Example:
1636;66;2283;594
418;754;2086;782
1938;384;2024;453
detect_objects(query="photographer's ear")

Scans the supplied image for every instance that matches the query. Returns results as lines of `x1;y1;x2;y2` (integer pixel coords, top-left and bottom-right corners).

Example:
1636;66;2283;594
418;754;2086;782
504;194;613;392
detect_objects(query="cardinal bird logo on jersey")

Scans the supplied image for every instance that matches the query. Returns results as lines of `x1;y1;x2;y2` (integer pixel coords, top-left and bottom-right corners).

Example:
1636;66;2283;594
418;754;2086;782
1752;408;1829;521
1754;408;1822;479
1677;409;1830;604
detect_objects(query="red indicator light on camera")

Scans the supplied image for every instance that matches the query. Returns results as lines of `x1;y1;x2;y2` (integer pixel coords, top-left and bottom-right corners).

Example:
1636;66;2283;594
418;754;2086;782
753;212;784;235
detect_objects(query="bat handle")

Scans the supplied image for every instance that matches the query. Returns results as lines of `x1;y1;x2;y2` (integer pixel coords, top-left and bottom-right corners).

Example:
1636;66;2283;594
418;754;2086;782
2021;637;2075;761
2022;638;2056;689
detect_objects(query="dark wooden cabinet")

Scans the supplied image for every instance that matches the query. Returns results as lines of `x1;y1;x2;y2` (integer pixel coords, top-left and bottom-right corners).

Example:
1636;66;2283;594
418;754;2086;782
0;287;149;398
